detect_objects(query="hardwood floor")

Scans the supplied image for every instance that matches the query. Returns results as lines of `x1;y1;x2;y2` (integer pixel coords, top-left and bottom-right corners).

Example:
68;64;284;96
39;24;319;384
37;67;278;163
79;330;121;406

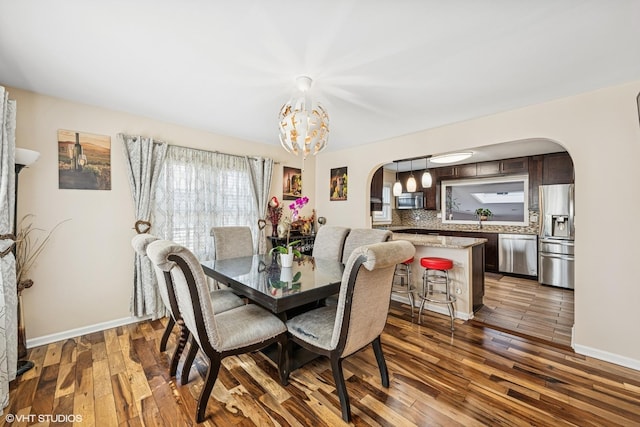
472;273;574;347
4;302;639;426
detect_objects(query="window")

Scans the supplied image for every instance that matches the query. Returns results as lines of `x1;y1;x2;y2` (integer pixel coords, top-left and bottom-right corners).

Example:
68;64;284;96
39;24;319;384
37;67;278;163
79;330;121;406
152;146;258;260
372;183;392;224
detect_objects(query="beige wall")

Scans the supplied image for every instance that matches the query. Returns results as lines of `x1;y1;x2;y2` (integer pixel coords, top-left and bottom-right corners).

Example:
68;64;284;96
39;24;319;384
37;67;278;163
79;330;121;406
8;79;640;370
315;80;640;369
8;87;315;342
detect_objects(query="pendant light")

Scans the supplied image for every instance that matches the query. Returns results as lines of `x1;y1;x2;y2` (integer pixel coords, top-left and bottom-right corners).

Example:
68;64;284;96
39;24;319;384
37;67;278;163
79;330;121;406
406;159;417;192
392;161;402;196
421;157;432;188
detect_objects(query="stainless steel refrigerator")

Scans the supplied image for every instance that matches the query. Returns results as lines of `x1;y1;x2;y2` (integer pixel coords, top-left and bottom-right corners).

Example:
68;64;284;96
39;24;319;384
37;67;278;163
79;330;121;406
538;184;575;289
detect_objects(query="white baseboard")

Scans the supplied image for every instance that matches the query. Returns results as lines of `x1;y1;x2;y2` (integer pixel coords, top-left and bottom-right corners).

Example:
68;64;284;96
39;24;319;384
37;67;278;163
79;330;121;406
26;315;153;349
573;344;640;372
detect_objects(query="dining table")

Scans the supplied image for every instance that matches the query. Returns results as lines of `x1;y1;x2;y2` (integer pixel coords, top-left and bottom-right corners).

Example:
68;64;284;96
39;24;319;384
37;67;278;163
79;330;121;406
201;253;345;370
201;253;344;318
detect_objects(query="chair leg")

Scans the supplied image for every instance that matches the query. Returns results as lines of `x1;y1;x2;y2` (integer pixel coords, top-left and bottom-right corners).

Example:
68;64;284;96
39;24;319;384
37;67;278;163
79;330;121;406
407;289;415;318
159;316;175;352
330;355;351;422
371;337;389;388
277;333;289;386
180;335;199;384
196;353;222;424
170;319;189;377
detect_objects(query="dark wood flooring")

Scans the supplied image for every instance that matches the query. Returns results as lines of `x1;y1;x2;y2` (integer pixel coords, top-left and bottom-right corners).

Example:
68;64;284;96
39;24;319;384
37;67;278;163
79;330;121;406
473;273;574;347
4;300;639;426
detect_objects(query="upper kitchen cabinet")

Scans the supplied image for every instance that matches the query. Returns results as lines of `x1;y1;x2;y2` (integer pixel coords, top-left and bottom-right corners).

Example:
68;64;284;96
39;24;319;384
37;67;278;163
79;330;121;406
436;163;477;179
543;152;574;184
370;166;384;212
528;155;544;210
476;156;529;176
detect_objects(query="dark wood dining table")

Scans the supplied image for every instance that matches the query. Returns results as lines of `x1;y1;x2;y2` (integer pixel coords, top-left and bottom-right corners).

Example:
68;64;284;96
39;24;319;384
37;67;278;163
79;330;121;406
201;254;345;370
201;254;344;318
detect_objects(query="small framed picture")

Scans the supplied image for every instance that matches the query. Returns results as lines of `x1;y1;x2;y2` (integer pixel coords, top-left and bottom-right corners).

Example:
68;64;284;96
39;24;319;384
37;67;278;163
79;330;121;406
330;167;348;201
283;166;302;200
58;129;111;190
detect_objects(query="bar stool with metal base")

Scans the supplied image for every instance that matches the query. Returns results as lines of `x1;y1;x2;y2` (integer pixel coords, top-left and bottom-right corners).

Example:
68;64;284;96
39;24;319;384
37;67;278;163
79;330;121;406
417;257;456;330
391;257;415;317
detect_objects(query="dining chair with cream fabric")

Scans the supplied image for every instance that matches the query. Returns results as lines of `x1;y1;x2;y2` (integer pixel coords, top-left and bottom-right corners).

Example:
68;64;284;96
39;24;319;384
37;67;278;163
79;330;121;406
311;225;350;261
146;239;288;423
210;226;255;259
285;240;415;422
210;226;255;289
131;234;244;377
340;228;392;264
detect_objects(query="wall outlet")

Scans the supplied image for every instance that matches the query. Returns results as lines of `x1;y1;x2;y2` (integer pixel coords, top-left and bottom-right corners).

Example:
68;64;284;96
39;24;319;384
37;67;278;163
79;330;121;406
456;288;462;295
436;212;442;218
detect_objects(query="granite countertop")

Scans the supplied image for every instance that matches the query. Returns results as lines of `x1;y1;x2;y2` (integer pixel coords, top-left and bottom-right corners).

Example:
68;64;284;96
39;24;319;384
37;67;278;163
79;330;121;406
392;232;487;249
377;225;537;236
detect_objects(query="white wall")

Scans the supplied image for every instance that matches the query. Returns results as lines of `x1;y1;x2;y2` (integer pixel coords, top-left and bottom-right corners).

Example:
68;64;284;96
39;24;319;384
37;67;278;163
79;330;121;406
8;87;315;341
315;80;640;369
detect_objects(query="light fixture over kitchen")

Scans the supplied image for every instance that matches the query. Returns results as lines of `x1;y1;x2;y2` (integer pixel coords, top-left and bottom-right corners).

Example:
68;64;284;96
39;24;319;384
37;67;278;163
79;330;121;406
278;75;329;159
430;151;473;164
392;161;402;196
406;158;417;192
421;156;432;188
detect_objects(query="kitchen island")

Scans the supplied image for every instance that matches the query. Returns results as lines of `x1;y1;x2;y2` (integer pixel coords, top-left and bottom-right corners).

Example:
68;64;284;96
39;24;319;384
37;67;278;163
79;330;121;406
392;233;486;321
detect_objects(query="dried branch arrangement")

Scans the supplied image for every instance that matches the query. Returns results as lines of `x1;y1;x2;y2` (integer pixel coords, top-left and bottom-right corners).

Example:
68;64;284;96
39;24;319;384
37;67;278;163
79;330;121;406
15;214;70;291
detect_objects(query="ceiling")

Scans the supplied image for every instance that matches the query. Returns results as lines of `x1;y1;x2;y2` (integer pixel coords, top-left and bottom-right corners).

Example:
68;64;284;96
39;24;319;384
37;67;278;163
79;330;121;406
1;1;639;154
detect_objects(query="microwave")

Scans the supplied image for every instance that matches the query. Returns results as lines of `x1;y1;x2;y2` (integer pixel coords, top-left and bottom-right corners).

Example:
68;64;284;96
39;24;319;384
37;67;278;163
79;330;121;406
397;192;424;209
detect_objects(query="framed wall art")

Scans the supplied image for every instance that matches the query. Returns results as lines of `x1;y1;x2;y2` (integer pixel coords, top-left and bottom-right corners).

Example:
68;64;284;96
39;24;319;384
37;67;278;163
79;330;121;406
282;166;302;200
58;129;111;190
330;166;348;201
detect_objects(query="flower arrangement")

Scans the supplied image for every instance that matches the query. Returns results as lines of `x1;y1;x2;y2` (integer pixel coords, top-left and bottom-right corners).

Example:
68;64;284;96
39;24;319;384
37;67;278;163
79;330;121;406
269;196;309;257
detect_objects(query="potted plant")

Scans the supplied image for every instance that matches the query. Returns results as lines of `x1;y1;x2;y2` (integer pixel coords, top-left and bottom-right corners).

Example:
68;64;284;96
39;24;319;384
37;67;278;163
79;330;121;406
269;196;309;267
475;208;493;221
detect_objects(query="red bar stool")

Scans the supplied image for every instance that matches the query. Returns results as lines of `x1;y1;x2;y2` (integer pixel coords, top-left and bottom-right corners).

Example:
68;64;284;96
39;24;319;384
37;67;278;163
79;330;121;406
392;257;415;317
417;257;456;330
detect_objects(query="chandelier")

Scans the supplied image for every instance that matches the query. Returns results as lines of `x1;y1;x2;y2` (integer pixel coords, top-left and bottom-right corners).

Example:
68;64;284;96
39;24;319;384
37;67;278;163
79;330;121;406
278;76;329;158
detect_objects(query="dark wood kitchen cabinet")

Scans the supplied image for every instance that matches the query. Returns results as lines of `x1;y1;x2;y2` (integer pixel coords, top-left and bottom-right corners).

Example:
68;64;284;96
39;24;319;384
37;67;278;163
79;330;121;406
543;152;574;184
528;155;543;210
476;156;528;176
437;163;477;179
370;166;383;212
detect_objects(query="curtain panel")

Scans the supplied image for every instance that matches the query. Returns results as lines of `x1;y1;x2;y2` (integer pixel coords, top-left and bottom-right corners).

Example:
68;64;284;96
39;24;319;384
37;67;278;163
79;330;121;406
120;134;168;318
247;157;274;254
0;86;18;411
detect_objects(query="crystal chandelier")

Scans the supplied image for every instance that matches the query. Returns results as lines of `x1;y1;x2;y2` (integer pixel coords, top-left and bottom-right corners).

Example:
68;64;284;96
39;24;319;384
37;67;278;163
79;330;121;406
278;76;329;158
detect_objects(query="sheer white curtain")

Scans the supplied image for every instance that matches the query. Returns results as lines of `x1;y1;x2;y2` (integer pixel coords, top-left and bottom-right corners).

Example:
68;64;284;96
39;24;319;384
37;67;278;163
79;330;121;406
120;134;168;318
247;157;274;254
0;86;17;410
153;146;267;261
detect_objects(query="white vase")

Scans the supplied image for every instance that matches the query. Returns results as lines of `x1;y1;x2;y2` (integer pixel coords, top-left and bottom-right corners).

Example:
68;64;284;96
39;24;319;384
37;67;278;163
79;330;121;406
280;267;293;284
280;251;294;268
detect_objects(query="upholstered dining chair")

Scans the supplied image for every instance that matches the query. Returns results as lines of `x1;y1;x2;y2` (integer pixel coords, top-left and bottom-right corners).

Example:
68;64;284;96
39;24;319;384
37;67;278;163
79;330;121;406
146;239;288;424
341;228;392;264
210;226;254;259
285;240;415;422
311;225;350;261
131;234;244;377
210;226;255;290
323;227;393;306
